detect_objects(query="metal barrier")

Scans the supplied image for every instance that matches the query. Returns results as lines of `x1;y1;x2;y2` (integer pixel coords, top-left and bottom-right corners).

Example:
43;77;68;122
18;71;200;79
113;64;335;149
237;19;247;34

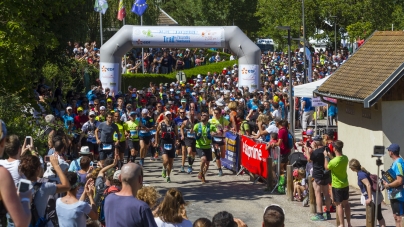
270;147;281;193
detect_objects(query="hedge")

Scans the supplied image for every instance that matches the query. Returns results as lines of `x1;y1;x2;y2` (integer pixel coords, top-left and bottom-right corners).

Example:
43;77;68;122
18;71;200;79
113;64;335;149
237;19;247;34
122;60;237;89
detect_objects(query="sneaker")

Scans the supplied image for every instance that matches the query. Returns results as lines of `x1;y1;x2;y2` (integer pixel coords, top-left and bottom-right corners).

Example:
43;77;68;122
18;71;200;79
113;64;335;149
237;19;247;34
166;177;171;183
187;166;192;174
310;214;325;221
161;169;167;178
180;166;185;173
218;169;223;177
323;213;331;220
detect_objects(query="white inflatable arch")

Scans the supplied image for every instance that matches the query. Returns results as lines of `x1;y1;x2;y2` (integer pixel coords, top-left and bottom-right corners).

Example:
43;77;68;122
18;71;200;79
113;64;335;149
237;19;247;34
100;25;261;92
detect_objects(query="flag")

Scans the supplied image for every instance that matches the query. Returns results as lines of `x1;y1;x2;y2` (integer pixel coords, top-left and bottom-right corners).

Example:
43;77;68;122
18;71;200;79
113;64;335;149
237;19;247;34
117;0;126;21
131;0;148;16
305;47;312;82
94;0;109;14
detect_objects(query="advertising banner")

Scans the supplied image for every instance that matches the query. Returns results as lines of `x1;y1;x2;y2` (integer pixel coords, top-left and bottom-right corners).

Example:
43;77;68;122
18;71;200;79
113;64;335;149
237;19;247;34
99;62;120;93
221;132;239;172
238;64;260;92
240;135;269;178
131;26;225;48
312;97;327;107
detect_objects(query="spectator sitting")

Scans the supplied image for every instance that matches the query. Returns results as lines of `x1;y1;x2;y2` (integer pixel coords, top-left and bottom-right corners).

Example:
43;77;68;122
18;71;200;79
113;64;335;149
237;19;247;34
154;188;191;227
193;218;212;227
263;205;285;227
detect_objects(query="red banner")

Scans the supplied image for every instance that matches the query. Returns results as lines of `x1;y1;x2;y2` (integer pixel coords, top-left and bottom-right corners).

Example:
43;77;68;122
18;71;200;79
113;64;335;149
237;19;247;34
240;135;269;179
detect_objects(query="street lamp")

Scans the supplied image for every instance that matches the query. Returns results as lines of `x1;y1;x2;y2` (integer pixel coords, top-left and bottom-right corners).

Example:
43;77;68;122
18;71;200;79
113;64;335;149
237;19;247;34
330;16;337;55
276;26;295;143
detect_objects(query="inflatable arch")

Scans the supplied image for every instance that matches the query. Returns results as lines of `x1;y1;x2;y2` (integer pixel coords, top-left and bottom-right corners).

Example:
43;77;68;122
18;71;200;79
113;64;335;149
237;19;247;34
99;25;261;92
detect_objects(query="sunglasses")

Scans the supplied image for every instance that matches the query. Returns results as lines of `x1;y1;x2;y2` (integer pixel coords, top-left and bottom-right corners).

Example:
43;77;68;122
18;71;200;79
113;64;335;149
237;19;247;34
180;112;185;114
201;115;208;117
264;204;285;216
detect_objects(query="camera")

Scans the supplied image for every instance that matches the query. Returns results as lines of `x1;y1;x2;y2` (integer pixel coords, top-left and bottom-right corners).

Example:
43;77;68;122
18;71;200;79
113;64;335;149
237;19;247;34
373;145;385;157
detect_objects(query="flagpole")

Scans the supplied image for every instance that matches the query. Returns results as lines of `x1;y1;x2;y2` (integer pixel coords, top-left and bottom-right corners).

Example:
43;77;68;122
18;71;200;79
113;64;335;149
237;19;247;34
100;12;103;45
123;18;127;67
141;15;144;74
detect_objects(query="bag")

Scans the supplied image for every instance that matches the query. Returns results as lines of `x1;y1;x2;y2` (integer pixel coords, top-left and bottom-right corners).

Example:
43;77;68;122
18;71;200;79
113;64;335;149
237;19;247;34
30;181;59;227
277;175;286;194
98;185;120;224
369;173;384;192
196;122;211;140
287;131;294;149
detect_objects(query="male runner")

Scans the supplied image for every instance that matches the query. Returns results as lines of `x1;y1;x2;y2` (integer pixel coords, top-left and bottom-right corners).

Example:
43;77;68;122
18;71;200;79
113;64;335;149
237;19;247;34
174;108;188;172
80;111;100;160
181;108;198;174
125;111;140;163
139;109;155;166
113;112;126;168
195;110;217;183
154;111;177;183
95;112;120;160
209;107;229;176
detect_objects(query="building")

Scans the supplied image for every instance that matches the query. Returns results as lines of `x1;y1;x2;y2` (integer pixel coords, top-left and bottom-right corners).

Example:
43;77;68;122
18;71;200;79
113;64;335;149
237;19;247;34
314;31;404;201
157;7;178;26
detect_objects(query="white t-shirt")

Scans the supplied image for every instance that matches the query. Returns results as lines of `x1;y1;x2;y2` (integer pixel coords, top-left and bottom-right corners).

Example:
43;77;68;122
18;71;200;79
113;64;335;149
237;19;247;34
272;109;281;119
56;200;91;227
0;159;21;186
154;217;193;227
265;124;279;134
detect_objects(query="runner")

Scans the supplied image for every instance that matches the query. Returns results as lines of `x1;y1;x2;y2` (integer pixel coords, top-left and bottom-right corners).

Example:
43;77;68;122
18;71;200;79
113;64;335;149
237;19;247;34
195;110;218;183
95;112;120;160
113;112;126;168
80;111;100;160
139;108;155;166
209;107;229;176
181;108;198;174
125;111;140;163
174;108;188;172
154;111;177;183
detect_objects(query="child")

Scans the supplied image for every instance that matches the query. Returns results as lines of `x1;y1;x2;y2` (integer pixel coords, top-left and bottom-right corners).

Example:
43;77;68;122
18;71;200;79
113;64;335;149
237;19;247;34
293;168;307;202
266;133;278;151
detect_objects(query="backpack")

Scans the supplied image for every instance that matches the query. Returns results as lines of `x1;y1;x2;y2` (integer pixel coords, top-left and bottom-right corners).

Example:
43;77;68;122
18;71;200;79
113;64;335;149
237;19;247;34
277;175;286;194
240;120;251;135
287;130;294;149
196;122;211;140
98;185;120;224
30;180;59;227
369;173;383;192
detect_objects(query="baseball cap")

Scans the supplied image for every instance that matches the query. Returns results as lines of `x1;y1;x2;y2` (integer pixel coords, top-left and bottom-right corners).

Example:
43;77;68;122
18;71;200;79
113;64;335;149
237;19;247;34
181;99;187;103
89;101;94;105
77;107;83;112
141;109;148;114
66;106;72;110
387;143;400;154
107;98;113;103
306;129;314;136
130;111;137;116
45;114;55;124
113;170;121;180
100;106;106;110
89;111;96;116
164;111;172;116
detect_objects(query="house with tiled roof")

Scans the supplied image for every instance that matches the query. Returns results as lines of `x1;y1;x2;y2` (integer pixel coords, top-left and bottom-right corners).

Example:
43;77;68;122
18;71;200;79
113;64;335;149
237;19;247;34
313;31;404;198
157;8;178;26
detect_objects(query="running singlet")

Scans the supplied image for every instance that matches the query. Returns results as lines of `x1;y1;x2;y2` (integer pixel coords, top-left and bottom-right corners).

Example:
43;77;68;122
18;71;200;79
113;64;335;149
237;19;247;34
209;116;229;132
113;122;126;142
139;117;155;137
125;119;140;142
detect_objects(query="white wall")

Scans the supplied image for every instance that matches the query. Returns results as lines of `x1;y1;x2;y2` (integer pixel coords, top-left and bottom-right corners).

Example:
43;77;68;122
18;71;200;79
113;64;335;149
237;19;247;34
337;101;384;189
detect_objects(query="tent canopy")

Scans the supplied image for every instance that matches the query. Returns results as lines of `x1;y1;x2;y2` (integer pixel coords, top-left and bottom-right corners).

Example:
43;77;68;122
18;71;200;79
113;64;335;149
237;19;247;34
294;77;329;98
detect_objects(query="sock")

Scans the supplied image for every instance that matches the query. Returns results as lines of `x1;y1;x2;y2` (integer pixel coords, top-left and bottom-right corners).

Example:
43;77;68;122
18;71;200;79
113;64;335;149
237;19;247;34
218;167;222;171
187;156;192;166
190;157;195;166
326;211;330;215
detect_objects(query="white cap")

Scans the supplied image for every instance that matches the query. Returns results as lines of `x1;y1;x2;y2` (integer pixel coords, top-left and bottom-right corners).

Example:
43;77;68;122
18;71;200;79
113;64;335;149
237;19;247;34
197;74;201;78
66;106;72;110
191;92;196;95
170;88;174;92
208;83;211;86
79;146;91;155
141;109;148;114
100;106;106;110
113;170;121;180
89;111;96;116
164;111;172;116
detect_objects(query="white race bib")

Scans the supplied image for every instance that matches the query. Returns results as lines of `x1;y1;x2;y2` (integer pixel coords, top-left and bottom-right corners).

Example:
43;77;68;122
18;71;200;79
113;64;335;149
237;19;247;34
163;144;173;150
102;144;113;150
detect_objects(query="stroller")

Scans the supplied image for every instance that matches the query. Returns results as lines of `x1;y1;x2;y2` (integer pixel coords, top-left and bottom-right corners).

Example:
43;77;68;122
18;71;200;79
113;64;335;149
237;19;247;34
289;152;309;206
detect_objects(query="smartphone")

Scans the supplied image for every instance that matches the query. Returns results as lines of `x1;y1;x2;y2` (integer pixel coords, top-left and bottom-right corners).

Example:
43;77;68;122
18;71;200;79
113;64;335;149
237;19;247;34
306;141;311;147
18;179;32;193
44;156;50;162
25;136;32;147
92;162;98;167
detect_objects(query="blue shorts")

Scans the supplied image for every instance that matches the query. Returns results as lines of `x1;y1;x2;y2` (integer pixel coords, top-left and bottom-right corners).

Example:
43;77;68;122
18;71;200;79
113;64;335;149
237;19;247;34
391;199;404;216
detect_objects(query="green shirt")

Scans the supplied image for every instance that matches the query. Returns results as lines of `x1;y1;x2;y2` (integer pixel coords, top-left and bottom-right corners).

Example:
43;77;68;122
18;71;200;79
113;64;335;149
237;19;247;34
125;120;140;141
328;155;349;189
193;122;217;149
209;116;229;131
113;122;126;142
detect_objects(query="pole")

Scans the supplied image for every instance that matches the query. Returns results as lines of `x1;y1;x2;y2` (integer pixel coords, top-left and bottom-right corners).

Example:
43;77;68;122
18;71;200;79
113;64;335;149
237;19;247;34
334;18;337;55
286;165;293;201
374;158;381;227
123;18;127;68
141;15;144;74
288;29;295;145
302;0;306;84
100;12;103;45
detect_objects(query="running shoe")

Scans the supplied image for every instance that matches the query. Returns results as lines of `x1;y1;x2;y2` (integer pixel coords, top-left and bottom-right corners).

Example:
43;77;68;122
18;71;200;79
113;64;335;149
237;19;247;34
187;166;192;174
218;169;223;177
166;177;171;183
162;169;167;178
323;212;331;220
180;166;185;173
310;214;325;221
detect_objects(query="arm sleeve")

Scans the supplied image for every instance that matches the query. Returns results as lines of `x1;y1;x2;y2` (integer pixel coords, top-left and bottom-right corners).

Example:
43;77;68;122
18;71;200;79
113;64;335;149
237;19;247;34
327;158;335;170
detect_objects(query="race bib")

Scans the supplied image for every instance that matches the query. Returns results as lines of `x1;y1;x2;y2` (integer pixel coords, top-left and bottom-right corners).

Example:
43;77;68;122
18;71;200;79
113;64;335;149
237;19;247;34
130;130;138;137
113;133;118;140
187;132;195;138
164;144;173;150
213;137;223;142
87;137;96;144
150;130;156;135
140;130;148;134
102;144;113;150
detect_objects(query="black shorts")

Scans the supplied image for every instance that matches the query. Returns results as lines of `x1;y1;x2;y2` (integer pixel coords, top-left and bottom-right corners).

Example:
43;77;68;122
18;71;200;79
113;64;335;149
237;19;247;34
295;110;300;120
196;148;213;161
314;177;331;186
128;140;140;151
280;153;290;164
175;140;186;150
139;136;151;145
332;186;349;203
391;199;404;216
161;143;175;158
184;138;196;152
88;142;99;155
115;141;126;153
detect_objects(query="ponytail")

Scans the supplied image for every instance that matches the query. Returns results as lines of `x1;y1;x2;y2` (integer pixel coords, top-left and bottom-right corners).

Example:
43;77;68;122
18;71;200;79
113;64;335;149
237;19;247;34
360;166;370;175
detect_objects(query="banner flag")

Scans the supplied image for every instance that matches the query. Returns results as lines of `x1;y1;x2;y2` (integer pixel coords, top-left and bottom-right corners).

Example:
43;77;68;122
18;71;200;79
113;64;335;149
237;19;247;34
221;132;239;172
131;0;148;16
117;0;126;21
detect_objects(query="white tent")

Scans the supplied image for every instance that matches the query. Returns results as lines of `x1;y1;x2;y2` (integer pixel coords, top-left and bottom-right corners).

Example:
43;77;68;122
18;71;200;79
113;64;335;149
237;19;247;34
294;77;329;98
